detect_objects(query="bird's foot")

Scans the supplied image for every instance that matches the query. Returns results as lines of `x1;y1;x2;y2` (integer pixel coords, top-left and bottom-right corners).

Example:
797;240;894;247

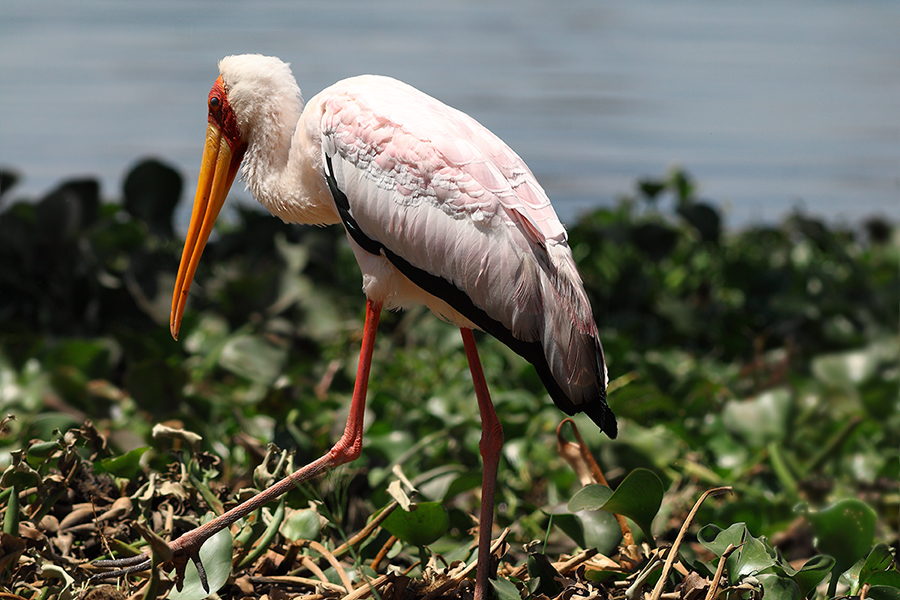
90;530;211;593
169;540;210;593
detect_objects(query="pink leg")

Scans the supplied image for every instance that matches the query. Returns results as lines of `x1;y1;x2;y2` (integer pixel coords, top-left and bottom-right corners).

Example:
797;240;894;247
95;300;383;591
460;328;504;600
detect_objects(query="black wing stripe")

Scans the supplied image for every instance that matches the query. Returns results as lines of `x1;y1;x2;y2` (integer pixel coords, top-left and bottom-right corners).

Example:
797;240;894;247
323;153;610;427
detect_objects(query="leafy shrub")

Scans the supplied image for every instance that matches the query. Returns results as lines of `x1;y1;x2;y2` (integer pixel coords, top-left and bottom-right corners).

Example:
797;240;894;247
0;162;896;598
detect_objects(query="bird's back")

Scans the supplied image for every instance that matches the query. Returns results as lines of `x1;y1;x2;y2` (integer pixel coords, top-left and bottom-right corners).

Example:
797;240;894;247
309;75;616;437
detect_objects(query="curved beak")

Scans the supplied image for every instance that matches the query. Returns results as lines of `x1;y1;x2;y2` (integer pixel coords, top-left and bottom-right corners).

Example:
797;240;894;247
170;122;243;339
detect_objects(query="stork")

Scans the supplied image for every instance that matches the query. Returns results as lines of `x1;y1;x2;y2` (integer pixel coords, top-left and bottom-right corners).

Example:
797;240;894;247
97;54;616;599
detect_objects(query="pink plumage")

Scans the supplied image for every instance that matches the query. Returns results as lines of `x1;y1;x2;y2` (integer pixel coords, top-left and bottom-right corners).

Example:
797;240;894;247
307;73;613;429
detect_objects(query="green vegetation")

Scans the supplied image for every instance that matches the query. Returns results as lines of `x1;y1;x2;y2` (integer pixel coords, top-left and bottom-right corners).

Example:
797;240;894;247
0;160;897;599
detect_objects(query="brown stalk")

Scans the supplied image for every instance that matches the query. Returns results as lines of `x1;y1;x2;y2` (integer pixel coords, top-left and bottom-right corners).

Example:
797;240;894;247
648;486;733;600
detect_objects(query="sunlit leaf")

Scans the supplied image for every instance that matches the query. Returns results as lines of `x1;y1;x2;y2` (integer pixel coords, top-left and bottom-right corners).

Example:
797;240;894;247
596;468;663;544
96;446;150;479
490;576;522;600
722;389;791;448
550;508;622;556
567;484;613;513
381;502;449;547
698;523;777;585
218;334;287;386
281;508;322;542
812;348;879;387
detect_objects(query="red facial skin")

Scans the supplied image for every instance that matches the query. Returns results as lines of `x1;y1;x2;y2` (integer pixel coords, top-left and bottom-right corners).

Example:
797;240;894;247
208;76;246;156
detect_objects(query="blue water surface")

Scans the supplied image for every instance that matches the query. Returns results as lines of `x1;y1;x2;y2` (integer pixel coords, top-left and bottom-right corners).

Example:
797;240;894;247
2;0;898;227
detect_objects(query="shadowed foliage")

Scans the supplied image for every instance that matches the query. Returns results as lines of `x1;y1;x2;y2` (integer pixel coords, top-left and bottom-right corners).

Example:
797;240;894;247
0;161;897;599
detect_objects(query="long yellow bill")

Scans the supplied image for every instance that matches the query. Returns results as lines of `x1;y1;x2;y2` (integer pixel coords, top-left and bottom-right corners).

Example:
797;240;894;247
170;122;243;339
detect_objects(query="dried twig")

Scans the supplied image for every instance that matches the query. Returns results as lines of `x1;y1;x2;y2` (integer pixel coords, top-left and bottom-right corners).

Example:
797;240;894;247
300;554;334;588
554;547;599;575
250;575;346;593
704;543;737;600
420;528;510;600
331;501;399;560
303;539;355;593
371;535;399;572
341;572;396;600
508;547;598;580
648;487;732;600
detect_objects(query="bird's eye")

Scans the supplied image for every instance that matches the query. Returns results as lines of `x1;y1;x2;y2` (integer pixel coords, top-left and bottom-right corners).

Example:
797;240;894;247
209;96;221;110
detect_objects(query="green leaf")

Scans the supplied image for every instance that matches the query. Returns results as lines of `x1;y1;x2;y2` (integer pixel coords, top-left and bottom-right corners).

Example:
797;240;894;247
792;555;835;598
804;499;877;575
868;586;900;600
123;159;182;238
567;484;613;513
527;552;563;597
281;508;322;542
677;202;721;244
26;441;60;461
1;451;42;490
714;500;766;537
552;508;622;556
866;570;900;589
722;389;791;448
218;334;287;387
698;523;777;585
96;447;150;479
167;525;233;600
811;348;879;387
859;544;895;586
757;573;801;600
490;576;522;600
381;502;449;547
596;468;663;544
0;168;19;198
584;568;630;584
637;177;666;202
868;571;900;589
36;179;99;241
732;534;778;583
631;223;679;261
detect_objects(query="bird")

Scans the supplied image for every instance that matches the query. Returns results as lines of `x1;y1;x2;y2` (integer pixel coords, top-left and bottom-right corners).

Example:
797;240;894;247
96;54;616;599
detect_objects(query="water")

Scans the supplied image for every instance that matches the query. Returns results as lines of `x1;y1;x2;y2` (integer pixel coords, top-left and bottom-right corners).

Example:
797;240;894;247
2;0;898;227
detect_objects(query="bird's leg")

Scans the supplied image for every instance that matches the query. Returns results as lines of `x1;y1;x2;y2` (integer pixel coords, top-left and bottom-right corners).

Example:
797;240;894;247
93;300;383;591
460;328;504;600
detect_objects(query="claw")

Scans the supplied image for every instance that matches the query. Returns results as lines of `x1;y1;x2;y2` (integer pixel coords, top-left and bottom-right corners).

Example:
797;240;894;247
189;550;210;593
168;547;210;593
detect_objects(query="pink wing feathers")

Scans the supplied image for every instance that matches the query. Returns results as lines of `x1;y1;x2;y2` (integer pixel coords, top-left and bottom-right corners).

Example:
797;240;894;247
314;75;613;432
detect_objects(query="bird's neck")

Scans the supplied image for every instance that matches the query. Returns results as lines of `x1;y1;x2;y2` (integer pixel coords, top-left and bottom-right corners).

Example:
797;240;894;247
241;97;340;226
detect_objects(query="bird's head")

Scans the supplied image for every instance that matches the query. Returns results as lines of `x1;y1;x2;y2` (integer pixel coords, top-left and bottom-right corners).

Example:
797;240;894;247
170;55;300;340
